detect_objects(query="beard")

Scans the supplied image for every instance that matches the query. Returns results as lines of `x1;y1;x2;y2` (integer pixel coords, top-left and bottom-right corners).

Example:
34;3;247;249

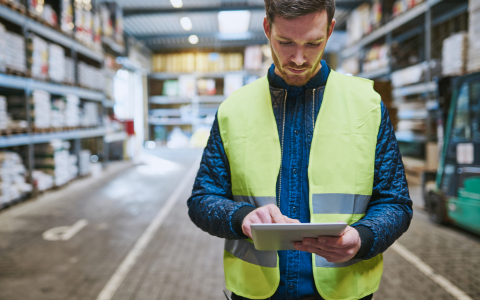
271;44;323;87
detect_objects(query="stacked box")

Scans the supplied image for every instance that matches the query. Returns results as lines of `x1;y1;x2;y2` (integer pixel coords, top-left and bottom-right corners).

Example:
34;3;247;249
28;35;49;80
64;95;80;127
0;96;7;130
79;150;91;176
468;1;480;73
5;32;27;73
32;170;54;191
60;0;74;34
442;32;468;76
32;90;51;129
0;151;32;206
81;102;99;127
152;53;244;73
48;44;65;83
64;57;75;84
35;140;78;187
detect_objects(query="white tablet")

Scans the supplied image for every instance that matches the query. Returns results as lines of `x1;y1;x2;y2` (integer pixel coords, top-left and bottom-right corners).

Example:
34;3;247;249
251;223;348;251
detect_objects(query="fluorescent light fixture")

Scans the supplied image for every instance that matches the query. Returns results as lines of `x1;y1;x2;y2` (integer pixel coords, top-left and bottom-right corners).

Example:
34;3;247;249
218;10;250;33
170;0;183;8
180;17;192;31
189;35;199;44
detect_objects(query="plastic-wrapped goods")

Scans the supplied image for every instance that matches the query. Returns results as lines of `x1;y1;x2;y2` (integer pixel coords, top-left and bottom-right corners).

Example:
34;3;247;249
32;170;54;191
35;139;77;187
28;0;43;19
363;44;389;73
0;96;7;130
29;35;49;80
79;150;91;176
0;151;32;206
60;0;74;34
41;4;58;27
64;57;75;84
78;62;105;91
468;4;480;73
346;3;371;45
32;90;51;129
442;32;468;76
51;98;66;128
64;95;80;127
93;12;102;51
114;4;124;46
100;5;113;38
244;46;263;71
5;32;27;74
48;44;65;82
81;102;99;127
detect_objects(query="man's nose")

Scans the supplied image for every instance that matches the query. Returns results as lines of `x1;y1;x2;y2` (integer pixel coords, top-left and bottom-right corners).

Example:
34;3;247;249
291;48;306;66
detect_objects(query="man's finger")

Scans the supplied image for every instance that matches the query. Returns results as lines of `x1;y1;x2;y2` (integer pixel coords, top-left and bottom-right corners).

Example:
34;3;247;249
286;217;301;224
317;235;350;248
256;208;273;223
268;205;288;223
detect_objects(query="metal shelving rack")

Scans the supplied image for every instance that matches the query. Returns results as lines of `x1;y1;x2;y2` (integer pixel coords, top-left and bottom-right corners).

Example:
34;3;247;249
341;0;469;168
0;3;128;201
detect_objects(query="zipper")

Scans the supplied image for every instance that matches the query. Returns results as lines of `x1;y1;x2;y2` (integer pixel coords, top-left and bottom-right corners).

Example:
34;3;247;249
312;89;316;130
277;89;287;208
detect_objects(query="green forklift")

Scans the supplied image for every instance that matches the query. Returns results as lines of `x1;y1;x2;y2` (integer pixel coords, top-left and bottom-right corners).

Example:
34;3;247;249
423;72;480;234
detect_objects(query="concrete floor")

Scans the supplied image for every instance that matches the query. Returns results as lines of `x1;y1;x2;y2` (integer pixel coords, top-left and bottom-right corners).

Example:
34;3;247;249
0;148;479;300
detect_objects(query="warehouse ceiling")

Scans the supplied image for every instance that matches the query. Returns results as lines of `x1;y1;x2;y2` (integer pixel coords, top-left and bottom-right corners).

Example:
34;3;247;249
109;0;361;51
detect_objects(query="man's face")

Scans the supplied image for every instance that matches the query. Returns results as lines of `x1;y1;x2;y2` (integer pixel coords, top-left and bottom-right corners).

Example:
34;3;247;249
263;11;335;86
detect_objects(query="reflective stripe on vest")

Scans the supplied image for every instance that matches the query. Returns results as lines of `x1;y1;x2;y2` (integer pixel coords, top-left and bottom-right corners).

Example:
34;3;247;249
218;70;383;300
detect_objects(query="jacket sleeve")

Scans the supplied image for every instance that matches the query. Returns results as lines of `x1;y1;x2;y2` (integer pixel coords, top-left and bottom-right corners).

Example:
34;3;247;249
187;114;255;240
352;101;413;260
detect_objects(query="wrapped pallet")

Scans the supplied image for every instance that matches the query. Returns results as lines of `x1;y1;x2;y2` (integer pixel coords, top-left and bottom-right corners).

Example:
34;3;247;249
442;32;468;76
5;32;27;74
0;96;7;130
64;57;76;84
0;151;32;206
468;0;480;73
64;95;80;127
28;35;49;80
48;44;65;83
79;150;91;176
81;102;100;127
35;139;77;187
32;90;51;129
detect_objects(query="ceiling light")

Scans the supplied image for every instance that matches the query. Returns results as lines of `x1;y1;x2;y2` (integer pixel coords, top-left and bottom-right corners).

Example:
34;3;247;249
218;10;250;33
170;0;183;8
180;17;192;31
188;35;199;44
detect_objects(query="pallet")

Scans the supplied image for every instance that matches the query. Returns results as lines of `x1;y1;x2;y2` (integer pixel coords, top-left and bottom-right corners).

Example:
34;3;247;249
0;128;28;136
6;68;29;78
32;127;53;134
1;0;26;14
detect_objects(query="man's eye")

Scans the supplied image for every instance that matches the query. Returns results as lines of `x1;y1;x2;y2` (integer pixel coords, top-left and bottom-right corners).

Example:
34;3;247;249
279;41;292;45
308;43;321;47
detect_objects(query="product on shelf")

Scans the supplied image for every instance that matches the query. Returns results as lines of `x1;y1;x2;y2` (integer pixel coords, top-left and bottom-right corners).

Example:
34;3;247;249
244;45;263;71
373;81;398;130
51;97;66;128
468;2;480;73
78;62;105;91
32;90;51;129
5;96;28;130
162;80;179;97
197;79;216;96
5;31;27;74
113;4;124;46
0;151;32;206
363;44;389;73
391;61;441;87
28;34;49;80
152;53;244;73
32;170;54;191
341;56;360;75
100;5;113;38
0;23;6;73
93;11;102;50
60;0;74;34
346;3;372;45
79;150;91;176
224;74;244;97
442;32;468;76
393;0;424;18
28;0;43;19
35;139;77;187
48;43;66;83
64;94;80;127
0;96;7;130
64;57;75;84
41;4;58;27
75;5;94;46
81;102;99;127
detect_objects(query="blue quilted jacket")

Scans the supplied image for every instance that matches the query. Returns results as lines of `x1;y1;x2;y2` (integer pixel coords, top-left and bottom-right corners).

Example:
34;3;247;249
188;62;413;299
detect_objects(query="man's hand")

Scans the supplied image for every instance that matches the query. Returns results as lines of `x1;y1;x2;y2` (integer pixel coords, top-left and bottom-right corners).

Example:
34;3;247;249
294;225;361;263
242;204;300;238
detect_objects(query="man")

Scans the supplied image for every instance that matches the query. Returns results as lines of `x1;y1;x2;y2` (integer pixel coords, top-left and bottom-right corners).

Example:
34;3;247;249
187;0;413;299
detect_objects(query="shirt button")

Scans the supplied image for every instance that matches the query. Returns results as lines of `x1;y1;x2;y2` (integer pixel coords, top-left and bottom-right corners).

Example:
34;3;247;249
289;284;294;290
293;168;297;174
293;207;297;212
295;129;299;135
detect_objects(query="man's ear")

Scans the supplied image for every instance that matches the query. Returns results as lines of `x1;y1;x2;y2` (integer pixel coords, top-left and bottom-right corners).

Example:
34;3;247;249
327;19;336;39
263;17;271;40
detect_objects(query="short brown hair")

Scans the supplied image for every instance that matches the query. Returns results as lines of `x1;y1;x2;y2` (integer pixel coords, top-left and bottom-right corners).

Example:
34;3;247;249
264;0;335;25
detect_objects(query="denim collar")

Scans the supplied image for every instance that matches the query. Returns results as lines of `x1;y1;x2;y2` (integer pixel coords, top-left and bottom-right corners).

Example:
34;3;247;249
267;60;330;92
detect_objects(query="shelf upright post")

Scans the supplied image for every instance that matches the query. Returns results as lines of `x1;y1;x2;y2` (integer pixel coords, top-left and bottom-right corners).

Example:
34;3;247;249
22;18;34;186
425;2;432;83
386;31;393;79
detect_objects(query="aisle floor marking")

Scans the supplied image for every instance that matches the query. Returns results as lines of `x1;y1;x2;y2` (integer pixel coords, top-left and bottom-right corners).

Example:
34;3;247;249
391;242;472;300
95;157;201;300
42;219;88;241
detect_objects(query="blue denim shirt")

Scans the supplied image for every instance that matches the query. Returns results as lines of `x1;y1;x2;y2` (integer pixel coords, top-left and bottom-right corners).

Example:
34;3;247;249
187;62;413;300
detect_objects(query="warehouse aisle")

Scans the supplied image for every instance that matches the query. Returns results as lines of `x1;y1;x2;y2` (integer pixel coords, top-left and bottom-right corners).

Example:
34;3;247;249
1;148;480;300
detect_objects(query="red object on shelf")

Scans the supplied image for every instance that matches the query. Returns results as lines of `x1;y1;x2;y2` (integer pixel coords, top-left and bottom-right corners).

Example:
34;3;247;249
124;120;134;136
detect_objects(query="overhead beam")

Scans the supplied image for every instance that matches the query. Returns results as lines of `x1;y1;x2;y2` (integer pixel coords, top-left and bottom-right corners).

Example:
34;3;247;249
139;31;267;41
123;1;364;17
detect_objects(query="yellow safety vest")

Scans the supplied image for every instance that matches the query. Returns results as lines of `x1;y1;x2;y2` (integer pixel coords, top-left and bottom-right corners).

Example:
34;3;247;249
218;70;383;300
